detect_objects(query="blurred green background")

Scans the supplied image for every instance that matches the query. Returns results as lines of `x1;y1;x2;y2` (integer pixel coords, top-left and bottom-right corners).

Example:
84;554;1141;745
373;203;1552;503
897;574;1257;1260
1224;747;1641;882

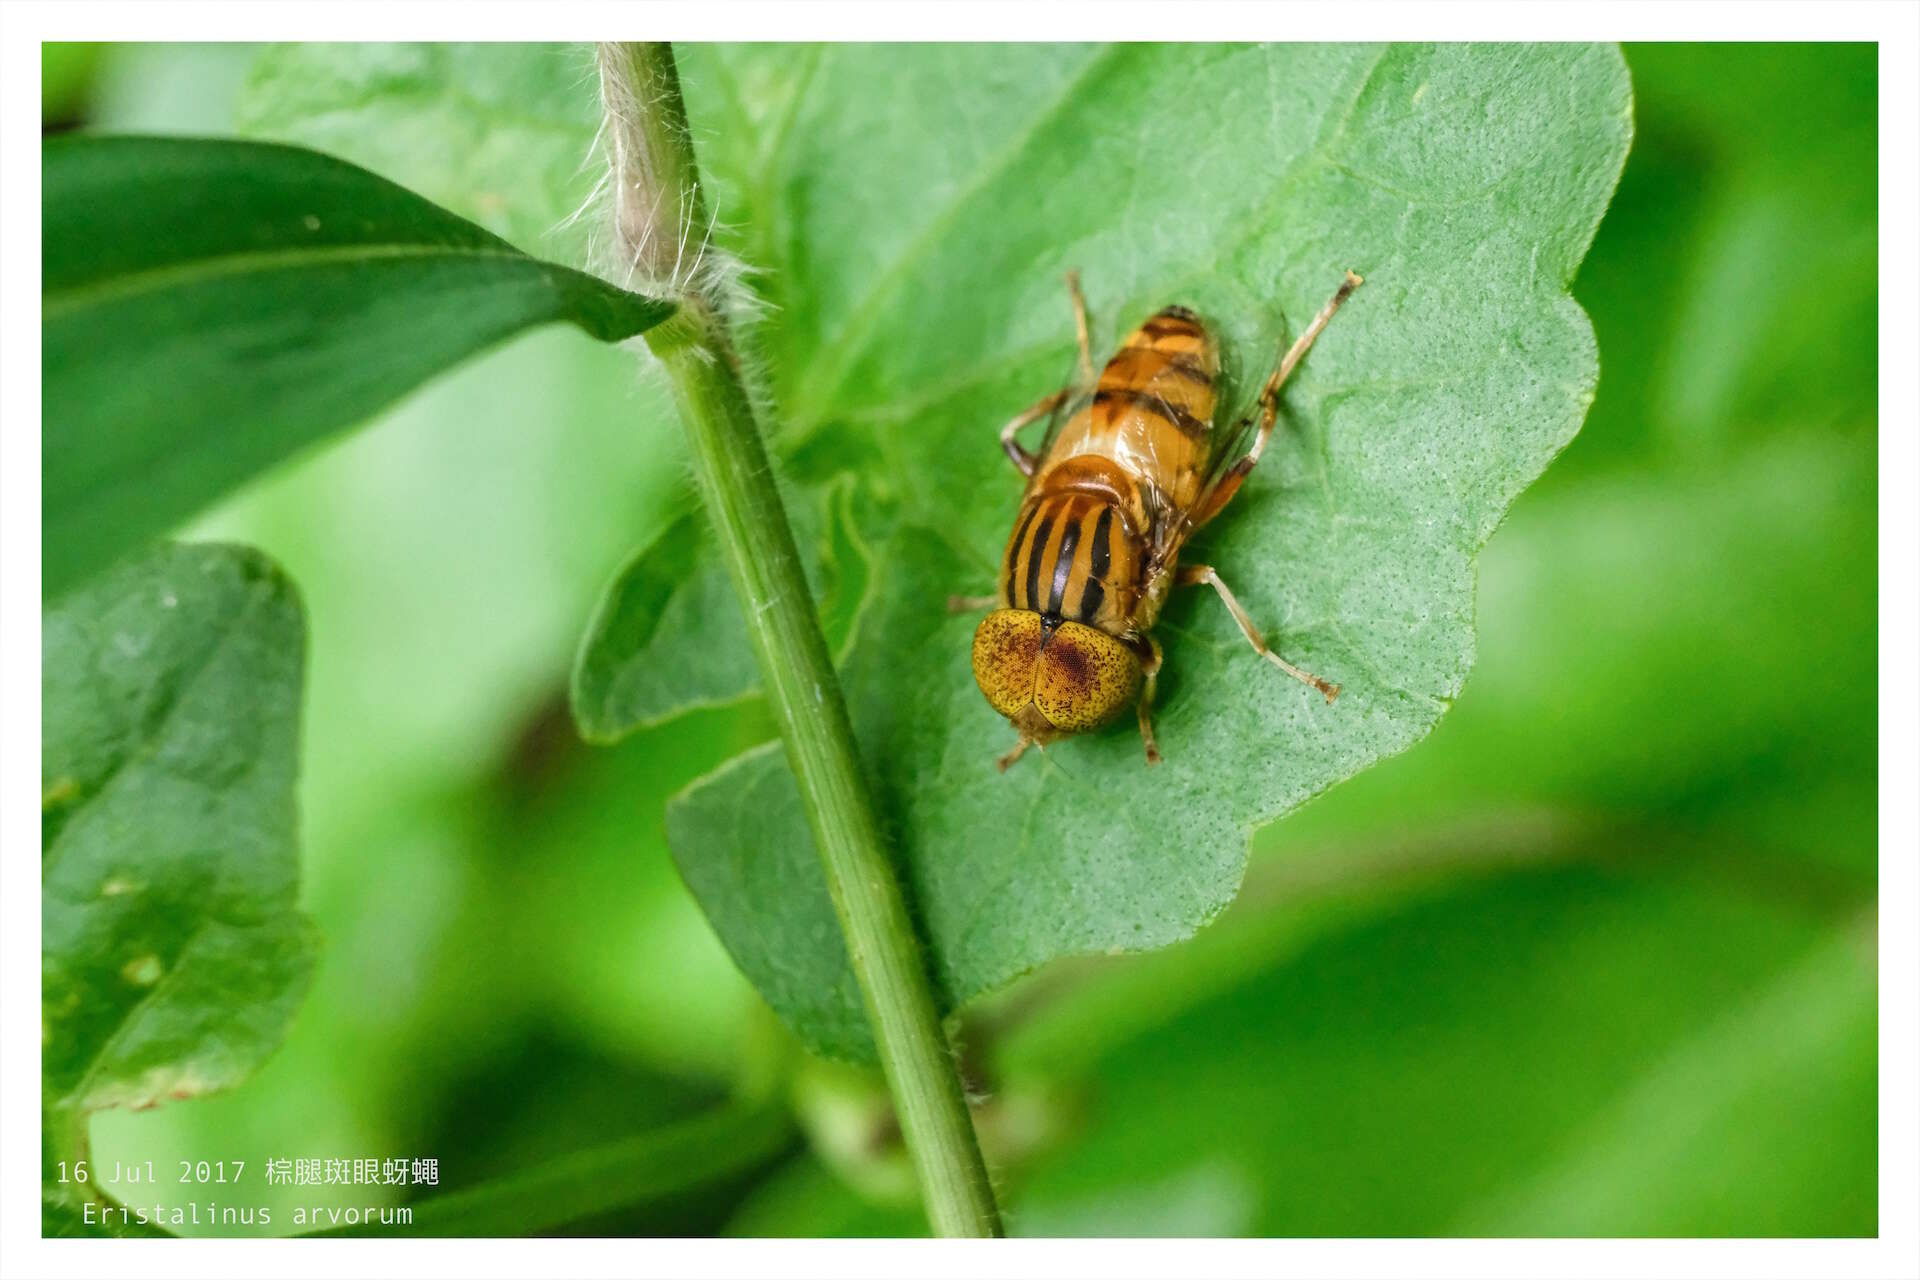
49;41;1876;1236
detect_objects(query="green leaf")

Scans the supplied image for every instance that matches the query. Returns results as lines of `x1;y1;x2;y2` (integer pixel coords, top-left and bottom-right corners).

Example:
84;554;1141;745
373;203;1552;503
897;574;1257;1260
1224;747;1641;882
303;1102;794;1237
1458;917;1875;1235
1573;44;1875;468
236;43;606;262
997;864;1872;1236
571;473;884;742
41;42;104;124
42;135;673;598
665;43;1632;1059
42;542;318;1124
726;856;1872;1236
238;43;1632;1061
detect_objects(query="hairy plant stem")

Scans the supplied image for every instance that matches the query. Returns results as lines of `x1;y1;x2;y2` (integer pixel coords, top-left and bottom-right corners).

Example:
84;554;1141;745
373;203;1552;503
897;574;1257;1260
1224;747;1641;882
595;42;1003;1238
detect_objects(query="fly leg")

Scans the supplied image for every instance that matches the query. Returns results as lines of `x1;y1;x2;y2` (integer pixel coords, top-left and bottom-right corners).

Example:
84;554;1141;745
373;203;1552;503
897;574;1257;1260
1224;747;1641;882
948;594;998;612
1178;564;1340;702
999;270;1097;475
1186;270;1363;531
999;388;1068;477
1065;268;1095;384
1135;634;1165;765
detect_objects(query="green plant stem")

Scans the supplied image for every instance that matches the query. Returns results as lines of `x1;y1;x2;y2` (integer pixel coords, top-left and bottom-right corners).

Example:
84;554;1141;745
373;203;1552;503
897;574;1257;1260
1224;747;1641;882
595;42;1003;1238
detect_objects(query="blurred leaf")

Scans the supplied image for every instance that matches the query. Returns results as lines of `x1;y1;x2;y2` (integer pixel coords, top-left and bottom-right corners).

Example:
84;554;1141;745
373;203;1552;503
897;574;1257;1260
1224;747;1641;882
996;861;1869;1236
1623;43;1874;176
42;135;673;598
42;543;317;1136
89;43;262;137
730;856;1869;1236
41;43;104;125
1263;423;1877;895
1571;43;1875;470
663;42;1632;1059
237;43;604;262
572;474;881;741
78;327;726;1234
1461;918;1875;1235
312;1101;794;1237
725;1154;920;1237
188;328;683;817
441;700;777;1085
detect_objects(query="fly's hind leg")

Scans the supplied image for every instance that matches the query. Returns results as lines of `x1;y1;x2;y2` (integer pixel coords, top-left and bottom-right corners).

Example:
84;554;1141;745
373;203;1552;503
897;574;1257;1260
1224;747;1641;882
1186;270;1363;531
998;270;1097;476
1179;564;1340;702
1135;635;1164;765
948;594;998;612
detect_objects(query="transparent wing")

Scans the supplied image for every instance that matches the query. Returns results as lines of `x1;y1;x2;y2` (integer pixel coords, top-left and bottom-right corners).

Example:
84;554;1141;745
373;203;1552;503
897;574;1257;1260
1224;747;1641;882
1199;348;1263;494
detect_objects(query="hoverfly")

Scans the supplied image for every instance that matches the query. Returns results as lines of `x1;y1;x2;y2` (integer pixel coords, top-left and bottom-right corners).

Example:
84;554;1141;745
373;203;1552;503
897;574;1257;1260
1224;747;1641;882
957;269;1362;770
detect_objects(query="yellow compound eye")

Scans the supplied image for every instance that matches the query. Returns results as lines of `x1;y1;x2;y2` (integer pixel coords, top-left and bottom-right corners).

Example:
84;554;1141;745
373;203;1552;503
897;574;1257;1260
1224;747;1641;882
972;609;1045;720
1032;620;1142;733
974;611;1143;738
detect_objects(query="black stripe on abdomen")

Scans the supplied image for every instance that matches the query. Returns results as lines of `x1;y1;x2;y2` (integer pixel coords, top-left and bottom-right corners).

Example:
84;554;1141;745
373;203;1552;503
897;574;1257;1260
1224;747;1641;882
1002;503;1039;604
1164;354;1214;386
1076;577;1106;623
1141;308;1202;337
1045;508;1083;616
1088;506;1113;578
1022;510;1056;611
1077;505;1114;623
1094;387;1207;438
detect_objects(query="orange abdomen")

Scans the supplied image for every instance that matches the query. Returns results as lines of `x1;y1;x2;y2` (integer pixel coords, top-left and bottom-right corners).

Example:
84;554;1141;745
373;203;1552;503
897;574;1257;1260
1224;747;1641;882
998;487;1141;634
999;305;1223;640
1032;305;1221;515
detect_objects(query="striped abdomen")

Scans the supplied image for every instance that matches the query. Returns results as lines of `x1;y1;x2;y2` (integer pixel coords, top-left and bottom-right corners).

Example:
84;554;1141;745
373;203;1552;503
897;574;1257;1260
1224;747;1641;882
1034;304;1221;516
998;488;1141;636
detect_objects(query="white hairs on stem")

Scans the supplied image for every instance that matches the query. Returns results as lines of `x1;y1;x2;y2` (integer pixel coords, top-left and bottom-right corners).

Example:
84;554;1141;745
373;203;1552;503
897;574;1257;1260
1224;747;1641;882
589;43;779;402
591;44;741;304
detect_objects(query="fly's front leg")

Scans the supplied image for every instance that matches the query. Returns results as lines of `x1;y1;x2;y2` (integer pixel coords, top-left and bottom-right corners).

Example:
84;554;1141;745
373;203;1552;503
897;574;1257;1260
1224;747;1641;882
1178;564;1340;702
1186;270;1363;531
1135;634;1164;765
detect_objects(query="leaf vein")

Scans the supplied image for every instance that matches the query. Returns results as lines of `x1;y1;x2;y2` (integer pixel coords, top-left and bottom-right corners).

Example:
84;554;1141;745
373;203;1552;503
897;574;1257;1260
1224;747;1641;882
43;243;541;317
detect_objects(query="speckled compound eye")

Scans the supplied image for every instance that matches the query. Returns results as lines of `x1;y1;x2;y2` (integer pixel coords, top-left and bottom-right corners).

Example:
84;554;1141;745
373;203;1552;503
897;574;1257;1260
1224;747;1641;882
972;609;1045;720
973;609;1142;737
1031;619;1142;733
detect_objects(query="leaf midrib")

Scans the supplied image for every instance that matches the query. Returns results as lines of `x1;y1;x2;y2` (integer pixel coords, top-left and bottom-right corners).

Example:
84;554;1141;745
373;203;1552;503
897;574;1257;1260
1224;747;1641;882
43;241;539;318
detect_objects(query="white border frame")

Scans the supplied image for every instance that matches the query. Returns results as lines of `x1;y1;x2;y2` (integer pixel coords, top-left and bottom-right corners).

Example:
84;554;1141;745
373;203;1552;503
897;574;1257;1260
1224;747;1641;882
4;5;1915;1278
